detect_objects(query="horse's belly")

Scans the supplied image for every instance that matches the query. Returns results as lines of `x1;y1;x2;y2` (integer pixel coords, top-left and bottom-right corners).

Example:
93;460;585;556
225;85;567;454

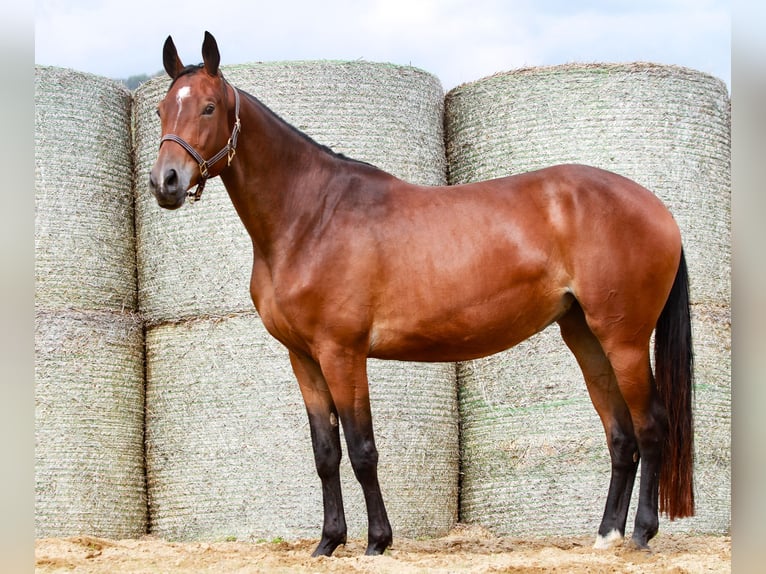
368;289;573;362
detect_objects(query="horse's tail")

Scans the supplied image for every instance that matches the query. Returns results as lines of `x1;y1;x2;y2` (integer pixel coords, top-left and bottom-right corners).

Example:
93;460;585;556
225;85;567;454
654;247;695;519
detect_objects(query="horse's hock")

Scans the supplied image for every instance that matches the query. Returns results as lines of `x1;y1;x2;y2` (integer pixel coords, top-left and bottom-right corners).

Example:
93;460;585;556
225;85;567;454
133;62;458;540
35;61;730;540
35;67;146;538
446;63;730;536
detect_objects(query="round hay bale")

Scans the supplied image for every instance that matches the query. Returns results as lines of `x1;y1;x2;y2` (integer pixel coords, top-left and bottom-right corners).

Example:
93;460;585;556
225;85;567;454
132;61;446;324
458;327;606;537
447;63;730;537
445;63;730;305
35;66;136;312
35;309;146;538
145;313;457;541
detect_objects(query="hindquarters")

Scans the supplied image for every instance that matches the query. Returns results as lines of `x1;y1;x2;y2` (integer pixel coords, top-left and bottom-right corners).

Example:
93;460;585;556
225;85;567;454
554;167;693;545
562;243;693;547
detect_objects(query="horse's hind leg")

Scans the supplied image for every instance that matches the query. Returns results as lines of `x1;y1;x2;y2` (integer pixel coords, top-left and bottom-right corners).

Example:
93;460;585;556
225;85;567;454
289;351;347;557
558;303;639;548
606;343;667;550
579;310;669;550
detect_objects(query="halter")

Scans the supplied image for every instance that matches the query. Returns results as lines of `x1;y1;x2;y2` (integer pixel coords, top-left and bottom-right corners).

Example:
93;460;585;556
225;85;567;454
159;78;241;202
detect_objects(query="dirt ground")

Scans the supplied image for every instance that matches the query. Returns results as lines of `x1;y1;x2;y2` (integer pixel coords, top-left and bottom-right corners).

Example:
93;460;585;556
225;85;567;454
36;524;730;573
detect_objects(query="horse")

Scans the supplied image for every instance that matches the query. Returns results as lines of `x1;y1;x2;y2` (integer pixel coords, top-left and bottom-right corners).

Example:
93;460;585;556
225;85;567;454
149;31;694;557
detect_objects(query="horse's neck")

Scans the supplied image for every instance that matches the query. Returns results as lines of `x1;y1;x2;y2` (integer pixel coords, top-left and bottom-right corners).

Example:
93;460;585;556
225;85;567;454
219;93;340;261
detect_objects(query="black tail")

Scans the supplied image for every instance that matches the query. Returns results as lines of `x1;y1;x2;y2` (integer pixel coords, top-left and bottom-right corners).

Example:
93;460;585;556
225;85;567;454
654;248;695;519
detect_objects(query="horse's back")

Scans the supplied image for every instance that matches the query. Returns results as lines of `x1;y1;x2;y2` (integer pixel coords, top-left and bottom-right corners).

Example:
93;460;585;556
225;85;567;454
364;164;681;360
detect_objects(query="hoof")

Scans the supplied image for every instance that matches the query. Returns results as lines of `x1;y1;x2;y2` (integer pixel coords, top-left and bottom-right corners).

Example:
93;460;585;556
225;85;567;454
594;529;624;549
311;536;346;557
364;535;392;556
364;543;389;556
627;536;653;553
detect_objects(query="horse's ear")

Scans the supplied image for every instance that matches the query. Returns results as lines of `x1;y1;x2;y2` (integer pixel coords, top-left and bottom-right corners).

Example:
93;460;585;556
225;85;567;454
163;36;184;79
201;31;220;77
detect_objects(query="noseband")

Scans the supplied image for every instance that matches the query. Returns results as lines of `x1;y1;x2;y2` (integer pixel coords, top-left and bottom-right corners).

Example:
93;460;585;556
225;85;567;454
159;78;241;202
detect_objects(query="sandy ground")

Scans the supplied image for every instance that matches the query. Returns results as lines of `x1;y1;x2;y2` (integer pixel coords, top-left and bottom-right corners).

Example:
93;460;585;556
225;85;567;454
36;524;730;573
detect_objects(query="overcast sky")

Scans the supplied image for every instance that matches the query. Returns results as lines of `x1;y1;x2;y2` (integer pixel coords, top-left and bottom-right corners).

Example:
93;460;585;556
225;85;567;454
35;0;730;91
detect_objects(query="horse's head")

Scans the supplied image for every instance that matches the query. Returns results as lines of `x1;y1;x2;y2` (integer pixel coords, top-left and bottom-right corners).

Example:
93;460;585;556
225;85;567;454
149;31;240;209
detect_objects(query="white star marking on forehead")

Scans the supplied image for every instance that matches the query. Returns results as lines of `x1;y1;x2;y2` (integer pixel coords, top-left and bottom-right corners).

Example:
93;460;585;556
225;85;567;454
173;86;191;130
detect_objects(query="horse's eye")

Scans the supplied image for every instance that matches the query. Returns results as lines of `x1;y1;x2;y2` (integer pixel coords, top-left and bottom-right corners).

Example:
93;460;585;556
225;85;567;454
155;108;161;118
203;104;215;116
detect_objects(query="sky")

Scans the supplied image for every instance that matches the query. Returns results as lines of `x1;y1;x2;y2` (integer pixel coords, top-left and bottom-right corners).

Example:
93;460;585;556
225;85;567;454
35;0;730;92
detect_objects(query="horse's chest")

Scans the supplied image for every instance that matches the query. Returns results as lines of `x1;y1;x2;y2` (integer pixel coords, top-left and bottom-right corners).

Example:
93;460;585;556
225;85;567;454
252;288;308;354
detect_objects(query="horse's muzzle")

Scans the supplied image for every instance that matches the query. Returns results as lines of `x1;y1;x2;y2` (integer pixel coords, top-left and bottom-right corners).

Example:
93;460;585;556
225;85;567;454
149;165;189;210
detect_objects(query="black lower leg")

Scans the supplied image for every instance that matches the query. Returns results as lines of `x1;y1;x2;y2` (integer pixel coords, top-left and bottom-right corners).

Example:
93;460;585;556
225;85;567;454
631;448;661;549
308;411;347;557
630;409;667;549
598;425;639;544
345;430;392;555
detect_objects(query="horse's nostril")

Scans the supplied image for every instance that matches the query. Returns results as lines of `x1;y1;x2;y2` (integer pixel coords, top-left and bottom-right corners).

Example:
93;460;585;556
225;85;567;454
164;169;178;188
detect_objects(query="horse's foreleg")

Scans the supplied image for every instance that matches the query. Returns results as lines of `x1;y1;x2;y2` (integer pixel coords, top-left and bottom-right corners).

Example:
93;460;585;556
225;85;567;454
289;351;347;557
558;303;639;548
319;349;392;556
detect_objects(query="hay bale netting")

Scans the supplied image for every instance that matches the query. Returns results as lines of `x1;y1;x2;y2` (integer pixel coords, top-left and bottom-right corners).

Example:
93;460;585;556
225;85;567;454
145;313;458;540
133;61;447;324
447;64;730;536
35;309;146;538
458;329;607;537
35;66;136;312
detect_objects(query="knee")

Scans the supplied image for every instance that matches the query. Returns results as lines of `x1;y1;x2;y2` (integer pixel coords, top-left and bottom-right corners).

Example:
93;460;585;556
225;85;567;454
347;438;379;477
312;433;342;479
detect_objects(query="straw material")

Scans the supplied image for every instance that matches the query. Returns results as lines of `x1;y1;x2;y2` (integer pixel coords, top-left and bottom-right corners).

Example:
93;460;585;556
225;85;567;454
145;313;457;541
35;309;146;538
458;327;605;536
450;63;730;537
133;62;446;324
445;63;730;305
35;66;136;312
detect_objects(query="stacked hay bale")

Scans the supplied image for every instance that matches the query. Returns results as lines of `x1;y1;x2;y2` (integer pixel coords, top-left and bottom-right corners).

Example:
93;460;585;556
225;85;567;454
134;62;458;541
446;64;730;536
35;67;146;538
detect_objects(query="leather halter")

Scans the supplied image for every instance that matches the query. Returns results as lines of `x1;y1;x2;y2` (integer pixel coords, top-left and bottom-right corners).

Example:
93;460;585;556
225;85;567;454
159;77;241;202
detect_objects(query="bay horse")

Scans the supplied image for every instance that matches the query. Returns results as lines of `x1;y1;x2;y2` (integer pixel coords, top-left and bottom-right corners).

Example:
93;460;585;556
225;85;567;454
149;32;694;556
